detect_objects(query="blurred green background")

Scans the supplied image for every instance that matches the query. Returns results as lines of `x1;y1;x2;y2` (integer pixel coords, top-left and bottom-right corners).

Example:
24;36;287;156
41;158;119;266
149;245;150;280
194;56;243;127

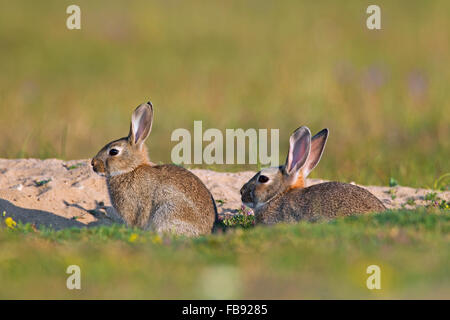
0;0;448;187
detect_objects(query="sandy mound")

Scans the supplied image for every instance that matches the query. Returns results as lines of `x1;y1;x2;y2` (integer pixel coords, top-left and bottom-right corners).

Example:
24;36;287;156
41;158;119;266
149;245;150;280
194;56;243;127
0;159;448;230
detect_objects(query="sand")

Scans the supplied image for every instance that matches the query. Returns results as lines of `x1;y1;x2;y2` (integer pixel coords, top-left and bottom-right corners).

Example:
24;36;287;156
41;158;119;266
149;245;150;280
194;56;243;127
0;158;448;230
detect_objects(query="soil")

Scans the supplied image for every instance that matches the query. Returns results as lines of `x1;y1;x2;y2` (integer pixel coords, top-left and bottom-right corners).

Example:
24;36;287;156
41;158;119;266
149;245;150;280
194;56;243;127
0;159;448;230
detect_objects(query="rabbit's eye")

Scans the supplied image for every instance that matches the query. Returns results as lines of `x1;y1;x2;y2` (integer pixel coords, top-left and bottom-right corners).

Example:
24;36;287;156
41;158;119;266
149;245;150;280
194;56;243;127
258;175;269;183
109;148;119;156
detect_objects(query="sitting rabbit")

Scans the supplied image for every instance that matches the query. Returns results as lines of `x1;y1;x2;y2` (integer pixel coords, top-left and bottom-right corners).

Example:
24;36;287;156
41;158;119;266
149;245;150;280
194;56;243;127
91;102;217;236
240;126;386;224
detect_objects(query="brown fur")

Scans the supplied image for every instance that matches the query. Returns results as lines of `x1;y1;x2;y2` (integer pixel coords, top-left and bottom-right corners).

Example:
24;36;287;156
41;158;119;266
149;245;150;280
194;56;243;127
255;181;386;224
240;126;386;224
92;102;216;236
107;164;216;235
290;173;305;190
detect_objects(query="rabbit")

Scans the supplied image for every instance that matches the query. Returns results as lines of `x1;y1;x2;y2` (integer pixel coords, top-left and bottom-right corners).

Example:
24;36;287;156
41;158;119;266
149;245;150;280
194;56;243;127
240;126;386;224
91;102;217;236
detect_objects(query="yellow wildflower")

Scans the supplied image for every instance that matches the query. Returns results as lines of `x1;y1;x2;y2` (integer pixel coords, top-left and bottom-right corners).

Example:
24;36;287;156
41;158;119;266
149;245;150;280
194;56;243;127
5;217;17;229
151;235;162;244
128;233;139;243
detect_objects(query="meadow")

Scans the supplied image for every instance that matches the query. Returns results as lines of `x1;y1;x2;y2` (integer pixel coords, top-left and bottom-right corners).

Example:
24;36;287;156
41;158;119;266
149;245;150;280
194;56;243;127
1;209;449;299
0;0;449;300
0;0;448;187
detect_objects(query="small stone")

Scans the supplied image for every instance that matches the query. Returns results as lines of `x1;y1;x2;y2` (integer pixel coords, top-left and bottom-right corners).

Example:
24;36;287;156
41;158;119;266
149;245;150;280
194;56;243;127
71;182;84;189
11;184;23;191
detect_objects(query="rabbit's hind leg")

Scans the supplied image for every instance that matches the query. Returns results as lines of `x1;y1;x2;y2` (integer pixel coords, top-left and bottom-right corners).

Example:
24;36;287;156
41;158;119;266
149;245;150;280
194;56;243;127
149;204;201;236
154;219;200;237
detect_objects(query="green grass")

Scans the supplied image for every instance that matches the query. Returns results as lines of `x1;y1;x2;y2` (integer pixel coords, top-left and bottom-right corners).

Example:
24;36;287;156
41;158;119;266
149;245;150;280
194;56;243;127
0;0;448;300
1;209;449;299
0;0;449;187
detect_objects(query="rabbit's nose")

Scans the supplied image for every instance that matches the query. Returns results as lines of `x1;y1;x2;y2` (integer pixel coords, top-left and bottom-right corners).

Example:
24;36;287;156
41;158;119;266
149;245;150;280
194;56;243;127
91;158;104;173
91;158;106;173
91;159;98;172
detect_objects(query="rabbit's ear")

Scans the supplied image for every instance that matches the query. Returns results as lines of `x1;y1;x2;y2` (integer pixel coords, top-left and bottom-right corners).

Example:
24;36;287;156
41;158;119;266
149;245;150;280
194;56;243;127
302;128;328;178
128;102;153;147
284;126;311;177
